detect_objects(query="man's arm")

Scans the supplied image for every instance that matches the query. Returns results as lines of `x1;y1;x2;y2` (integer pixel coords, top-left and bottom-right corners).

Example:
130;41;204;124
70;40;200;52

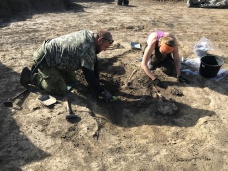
82;67;104;93
94;57;99;80
82;66;114;101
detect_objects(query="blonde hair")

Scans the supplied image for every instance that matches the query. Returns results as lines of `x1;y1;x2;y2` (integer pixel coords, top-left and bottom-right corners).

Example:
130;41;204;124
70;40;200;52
159;36;176;47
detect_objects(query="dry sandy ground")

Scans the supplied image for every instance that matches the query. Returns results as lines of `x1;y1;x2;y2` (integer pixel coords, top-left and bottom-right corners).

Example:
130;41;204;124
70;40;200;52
0;0;228;170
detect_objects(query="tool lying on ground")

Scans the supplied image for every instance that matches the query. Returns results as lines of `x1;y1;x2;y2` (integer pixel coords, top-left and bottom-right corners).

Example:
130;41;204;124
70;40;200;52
38;95;57;106
66;98;80;120
130;42;142;50
4;89;28;107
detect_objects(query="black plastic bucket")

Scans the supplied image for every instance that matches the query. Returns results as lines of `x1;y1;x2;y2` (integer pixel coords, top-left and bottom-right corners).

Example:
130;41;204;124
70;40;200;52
199;55;224;78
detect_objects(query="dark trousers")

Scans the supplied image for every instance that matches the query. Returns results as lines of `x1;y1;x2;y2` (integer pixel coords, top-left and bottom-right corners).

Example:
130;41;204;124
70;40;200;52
144;45;175;76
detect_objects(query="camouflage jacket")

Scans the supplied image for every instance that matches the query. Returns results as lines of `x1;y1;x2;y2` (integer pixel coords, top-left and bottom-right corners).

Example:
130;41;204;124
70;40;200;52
44;30;96;71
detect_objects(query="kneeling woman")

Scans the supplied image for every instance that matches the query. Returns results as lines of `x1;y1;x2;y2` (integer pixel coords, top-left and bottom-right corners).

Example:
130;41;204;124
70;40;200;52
141;30;189;87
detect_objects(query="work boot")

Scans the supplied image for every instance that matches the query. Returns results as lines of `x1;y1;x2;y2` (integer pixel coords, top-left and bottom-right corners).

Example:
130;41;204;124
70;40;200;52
20;67;32;87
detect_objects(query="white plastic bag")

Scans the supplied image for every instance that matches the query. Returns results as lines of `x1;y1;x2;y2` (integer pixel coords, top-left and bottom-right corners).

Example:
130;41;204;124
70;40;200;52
212;69;228;81
183;57;201;69
194;36;213;58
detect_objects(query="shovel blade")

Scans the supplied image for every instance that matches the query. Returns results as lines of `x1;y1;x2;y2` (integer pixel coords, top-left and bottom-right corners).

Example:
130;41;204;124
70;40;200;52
66;114;81;123
66;114;79;119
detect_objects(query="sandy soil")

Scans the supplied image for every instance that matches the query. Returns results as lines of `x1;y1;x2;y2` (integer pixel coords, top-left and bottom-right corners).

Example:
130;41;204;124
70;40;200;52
1;0;228;170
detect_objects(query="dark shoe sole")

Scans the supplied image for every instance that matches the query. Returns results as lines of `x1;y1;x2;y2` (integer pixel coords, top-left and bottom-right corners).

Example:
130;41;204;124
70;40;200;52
20;67;32;86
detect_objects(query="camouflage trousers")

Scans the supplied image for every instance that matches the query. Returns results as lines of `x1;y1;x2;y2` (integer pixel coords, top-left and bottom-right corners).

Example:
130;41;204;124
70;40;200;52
32;41;76;95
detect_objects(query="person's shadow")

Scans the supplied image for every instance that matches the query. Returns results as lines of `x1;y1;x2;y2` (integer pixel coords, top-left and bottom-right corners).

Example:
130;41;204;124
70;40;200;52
0;0;85;28
0;62;50;170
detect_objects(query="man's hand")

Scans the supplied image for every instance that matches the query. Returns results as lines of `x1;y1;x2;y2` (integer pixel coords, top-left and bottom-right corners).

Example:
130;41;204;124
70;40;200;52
102;89;113;102
153;78;165;88
177;76;190;84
